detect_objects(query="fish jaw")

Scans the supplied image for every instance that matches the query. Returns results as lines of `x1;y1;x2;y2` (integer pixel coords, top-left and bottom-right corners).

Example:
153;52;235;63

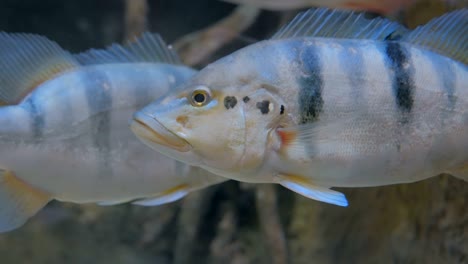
130;111;192;153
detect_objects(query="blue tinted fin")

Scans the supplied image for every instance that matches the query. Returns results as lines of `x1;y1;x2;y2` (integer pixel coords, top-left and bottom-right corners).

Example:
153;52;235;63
97;199;134;206
401;9;467;64
272;8;407;40
0;169;51;232
0;32;79;105
132;184;189;206
276;174;348;207
75;32;182;65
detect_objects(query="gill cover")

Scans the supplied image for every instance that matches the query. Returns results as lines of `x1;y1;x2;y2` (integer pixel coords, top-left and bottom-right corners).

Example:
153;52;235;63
236;86;288;171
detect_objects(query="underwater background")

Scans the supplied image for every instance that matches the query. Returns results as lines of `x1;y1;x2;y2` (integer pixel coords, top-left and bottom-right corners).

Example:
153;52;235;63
0;0;466;263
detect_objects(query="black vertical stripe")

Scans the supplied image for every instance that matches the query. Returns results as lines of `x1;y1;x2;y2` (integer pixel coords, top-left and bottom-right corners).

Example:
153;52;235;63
298;46;323;124
385;42;415;117
25;97;44;140
82;70;113;174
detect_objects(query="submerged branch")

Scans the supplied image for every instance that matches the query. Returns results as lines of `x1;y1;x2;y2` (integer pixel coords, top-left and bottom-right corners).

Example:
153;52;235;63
174;4;260;66
256;185;289;264
124;0;148;40
173;189;217;264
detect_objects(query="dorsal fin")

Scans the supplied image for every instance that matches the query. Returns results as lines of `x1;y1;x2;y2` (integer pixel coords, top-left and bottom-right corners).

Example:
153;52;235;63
0;32;79;105
400;9;467;64
75;32;182;65
272;8;408;40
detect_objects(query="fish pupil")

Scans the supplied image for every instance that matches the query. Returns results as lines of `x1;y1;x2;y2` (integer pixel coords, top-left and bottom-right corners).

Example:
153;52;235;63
194;93;206;103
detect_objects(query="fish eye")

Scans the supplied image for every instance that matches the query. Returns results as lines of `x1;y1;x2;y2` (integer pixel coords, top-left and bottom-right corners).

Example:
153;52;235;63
190;87;211;107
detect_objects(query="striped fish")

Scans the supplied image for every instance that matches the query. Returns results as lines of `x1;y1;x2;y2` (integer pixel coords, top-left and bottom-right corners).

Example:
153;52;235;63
131;8;467;207
0;33;226;232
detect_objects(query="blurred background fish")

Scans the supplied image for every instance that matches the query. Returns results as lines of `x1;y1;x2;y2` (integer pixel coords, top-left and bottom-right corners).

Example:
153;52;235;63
0;32;225;232
132;9;467;207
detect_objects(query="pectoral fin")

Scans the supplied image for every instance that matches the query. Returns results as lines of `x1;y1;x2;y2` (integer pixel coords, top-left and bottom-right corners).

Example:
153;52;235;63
97;199;134;206
99;171;227;207
132;184;190;206
276;174;348;207
0;169;51;232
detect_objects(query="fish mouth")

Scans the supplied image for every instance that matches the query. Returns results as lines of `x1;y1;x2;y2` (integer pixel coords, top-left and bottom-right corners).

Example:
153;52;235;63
130;113;192;153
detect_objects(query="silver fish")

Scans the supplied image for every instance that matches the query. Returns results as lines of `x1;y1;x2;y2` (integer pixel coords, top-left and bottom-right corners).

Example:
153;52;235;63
0;32;225;232
132;9;467;207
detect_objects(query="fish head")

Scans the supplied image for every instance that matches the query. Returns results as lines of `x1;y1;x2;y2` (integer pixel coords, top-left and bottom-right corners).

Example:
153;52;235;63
131;78;287;177
131;82;246;171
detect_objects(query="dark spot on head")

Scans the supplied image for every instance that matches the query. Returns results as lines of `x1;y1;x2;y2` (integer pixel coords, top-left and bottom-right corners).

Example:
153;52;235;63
256;100;270;114
280;105;285;115
243;96;250;103
224;96;237;109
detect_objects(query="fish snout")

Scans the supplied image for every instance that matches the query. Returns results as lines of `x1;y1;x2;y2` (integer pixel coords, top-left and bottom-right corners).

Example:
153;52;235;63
130;112;192;153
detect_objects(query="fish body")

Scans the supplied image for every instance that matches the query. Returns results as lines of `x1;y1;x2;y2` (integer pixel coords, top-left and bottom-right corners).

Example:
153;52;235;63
132;9;468;207
0;33;225;232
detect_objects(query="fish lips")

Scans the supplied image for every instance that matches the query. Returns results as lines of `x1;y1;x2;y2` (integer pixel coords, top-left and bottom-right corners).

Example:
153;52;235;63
130;112;192;153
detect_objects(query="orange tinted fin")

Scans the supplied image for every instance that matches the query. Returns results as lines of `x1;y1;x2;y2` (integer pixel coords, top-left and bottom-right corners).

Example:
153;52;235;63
277;129;297;151
276;174;348;207
132;184;190;206
0;32;79;105
0;169;52;232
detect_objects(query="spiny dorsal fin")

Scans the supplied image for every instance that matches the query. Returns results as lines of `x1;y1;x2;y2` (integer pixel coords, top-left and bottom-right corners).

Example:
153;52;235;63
0;33;79;105
272;8;408;40
401;9;467;65
75;32;182;65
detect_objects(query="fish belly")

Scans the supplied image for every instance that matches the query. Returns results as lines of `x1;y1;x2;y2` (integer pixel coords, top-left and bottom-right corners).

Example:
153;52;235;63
0;108;183;203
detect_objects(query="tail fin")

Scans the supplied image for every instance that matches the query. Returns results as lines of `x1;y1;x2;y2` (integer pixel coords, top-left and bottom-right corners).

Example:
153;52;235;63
0;169;51;232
